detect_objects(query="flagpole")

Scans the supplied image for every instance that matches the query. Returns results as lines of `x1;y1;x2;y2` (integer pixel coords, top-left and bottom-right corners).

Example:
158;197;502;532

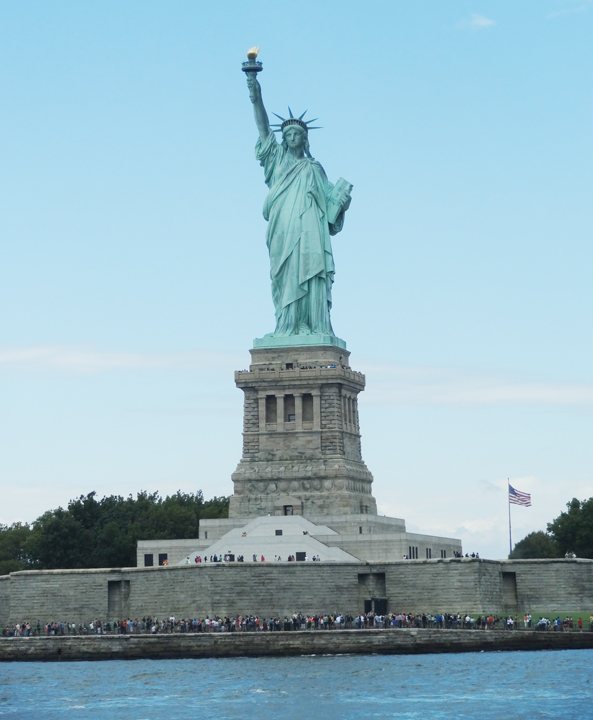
508;478;513;557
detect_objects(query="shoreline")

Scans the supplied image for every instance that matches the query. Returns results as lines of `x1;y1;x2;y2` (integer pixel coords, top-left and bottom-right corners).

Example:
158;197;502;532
2;628;593;662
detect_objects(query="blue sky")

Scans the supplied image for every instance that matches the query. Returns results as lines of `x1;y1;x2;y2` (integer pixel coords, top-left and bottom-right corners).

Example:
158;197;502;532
1;0;592;559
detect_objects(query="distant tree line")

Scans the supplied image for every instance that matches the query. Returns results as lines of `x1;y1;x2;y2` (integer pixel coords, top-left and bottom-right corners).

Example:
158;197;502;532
510;497;593;559
0;490;228;574
3;493;592;570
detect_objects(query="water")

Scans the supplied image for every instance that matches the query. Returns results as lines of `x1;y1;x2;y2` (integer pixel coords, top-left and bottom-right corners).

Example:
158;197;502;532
1;650;592;719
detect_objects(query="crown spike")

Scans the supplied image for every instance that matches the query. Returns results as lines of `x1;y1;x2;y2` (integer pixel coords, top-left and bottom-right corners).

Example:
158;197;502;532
272;108;322;133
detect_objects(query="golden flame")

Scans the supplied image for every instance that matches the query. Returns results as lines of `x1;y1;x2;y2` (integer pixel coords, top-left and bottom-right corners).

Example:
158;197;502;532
247;46;259;60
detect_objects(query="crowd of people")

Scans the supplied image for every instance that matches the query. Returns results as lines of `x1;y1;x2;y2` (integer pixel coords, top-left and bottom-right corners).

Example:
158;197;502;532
189;553;323;564
3;611;593;638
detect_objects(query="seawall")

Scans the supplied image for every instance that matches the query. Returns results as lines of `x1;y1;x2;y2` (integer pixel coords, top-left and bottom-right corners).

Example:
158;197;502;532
2;629;593;662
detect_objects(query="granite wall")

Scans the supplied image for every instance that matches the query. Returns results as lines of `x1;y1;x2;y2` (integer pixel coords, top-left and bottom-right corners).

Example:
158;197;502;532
1;558;592;626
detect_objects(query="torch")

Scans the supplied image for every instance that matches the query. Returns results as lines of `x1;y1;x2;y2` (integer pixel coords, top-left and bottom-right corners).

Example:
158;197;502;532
242;47;263;74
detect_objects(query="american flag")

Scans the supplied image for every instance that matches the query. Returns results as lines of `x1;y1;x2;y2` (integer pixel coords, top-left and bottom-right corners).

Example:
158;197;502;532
509;484;532;507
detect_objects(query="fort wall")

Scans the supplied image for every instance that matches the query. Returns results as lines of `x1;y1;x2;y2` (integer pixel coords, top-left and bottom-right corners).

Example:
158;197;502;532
2;558;592;626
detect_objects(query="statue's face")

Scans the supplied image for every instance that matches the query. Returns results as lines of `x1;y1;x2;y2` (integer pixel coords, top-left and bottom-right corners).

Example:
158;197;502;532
283;126;306;152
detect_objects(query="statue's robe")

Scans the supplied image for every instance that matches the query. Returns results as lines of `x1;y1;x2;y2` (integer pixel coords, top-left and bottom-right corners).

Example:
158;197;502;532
257;132;344;336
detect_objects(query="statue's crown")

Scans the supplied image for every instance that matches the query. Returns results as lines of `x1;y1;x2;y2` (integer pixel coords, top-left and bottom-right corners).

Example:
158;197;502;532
271;108;321;134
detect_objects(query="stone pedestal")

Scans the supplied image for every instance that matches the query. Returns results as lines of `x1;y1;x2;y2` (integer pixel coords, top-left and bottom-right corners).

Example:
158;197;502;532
229;344;377;518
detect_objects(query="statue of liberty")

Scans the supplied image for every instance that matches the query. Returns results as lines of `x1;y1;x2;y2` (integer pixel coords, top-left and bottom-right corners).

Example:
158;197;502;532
244;52;352;341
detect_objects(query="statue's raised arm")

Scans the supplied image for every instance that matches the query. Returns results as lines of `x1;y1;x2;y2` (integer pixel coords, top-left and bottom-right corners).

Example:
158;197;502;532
246;74;270;141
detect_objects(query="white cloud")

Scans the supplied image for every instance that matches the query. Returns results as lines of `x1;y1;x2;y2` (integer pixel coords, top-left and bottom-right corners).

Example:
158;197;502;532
547;1;593;19
458;13;496;30
470;13;496;28
363;364;593;407
0;345;236;374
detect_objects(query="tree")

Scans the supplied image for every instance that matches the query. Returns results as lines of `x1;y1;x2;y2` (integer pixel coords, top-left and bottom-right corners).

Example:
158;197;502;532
547;497;593;559
0;490;230;572
0;523;33;575
26;508;94;569
510;530;560;559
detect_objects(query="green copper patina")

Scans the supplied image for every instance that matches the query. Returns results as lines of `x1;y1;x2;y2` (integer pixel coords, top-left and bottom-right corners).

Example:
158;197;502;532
245;55;352;349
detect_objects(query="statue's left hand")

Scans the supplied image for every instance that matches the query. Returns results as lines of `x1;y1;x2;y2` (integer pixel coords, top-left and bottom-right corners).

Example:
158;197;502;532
336;189;352;210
